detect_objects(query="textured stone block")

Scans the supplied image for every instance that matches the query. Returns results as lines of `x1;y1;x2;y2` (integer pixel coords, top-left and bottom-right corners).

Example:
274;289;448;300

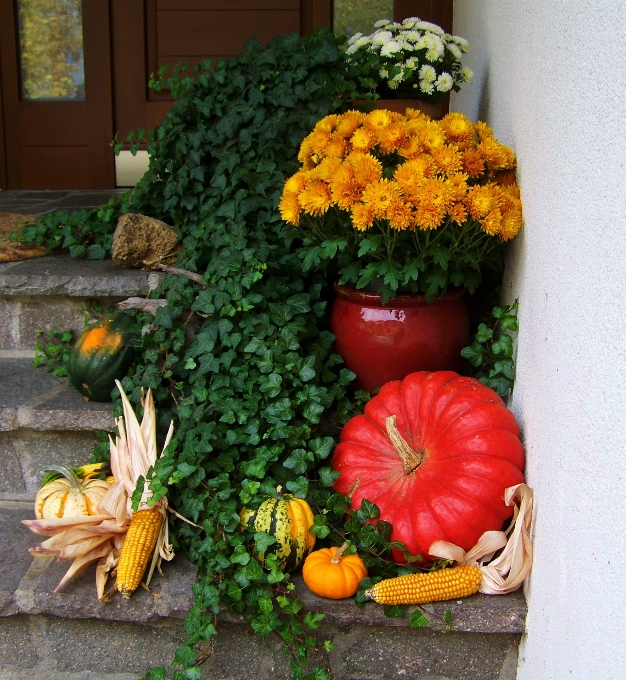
0;616;38;669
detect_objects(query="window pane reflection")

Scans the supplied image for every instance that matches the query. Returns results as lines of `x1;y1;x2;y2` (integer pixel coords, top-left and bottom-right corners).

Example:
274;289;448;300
17;0;85;101
333;0;394;37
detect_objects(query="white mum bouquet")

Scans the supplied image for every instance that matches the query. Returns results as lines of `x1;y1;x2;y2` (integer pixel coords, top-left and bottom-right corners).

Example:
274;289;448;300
344;17;473;103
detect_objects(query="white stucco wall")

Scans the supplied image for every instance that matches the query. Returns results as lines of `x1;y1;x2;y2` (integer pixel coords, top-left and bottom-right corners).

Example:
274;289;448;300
451;2;626;678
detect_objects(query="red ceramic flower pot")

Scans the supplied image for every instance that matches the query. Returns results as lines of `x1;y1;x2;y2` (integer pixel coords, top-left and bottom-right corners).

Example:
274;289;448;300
330;284;470;393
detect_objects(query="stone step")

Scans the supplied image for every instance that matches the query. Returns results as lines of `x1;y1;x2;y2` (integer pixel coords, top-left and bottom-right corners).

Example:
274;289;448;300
0;359;114;497
0;254;162;352
0;502;525;679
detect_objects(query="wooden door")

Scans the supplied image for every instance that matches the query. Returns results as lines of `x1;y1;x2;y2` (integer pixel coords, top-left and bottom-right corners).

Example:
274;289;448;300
110;0;332;143
0;0;115;189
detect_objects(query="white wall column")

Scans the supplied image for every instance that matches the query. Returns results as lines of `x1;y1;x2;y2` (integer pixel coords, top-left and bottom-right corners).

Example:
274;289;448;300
451;2;626;678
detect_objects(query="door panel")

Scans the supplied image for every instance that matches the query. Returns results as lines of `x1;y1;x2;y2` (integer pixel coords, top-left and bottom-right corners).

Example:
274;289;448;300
0;0;115;189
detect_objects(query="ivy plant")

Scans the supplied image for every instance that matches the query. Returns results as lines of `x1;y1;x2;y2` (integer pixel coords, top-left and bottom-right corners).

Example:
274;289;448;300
16;29;406;680
460;300;519;397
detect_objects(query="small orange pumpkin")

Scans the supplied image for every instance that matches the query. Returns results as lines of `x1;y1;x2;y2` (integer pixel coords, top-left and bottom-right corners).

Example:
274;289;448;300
302;543;368;599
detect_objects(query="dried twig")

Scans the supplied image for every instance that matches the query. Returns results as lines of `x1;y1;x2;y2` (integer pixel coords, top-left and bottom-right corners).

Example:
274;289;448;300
154;263;211;289
117;297;168;315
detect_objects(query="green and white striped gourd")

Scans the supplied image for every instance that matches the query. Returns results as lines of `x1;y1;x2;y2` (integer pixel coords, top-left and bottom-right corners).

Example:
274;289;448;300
239;487;316;572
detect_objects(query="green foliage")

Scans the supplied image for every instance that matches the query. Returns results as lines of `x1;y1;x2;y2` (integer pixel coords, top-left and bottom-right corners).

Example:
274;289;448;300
460;300;519;397
67;29;378;679
33;328;74;376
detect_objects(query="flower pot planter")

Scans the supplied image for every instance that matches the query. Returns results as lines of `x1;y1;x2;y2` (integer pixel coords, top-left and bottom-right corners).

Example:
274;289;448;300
330;284;470;393
351;98;445;120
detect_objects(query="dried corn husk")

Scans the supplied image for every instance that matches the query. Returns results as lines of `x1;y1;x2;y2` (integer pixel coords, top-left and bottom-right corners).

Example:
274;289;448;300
23;381;174;601
429;483;534;594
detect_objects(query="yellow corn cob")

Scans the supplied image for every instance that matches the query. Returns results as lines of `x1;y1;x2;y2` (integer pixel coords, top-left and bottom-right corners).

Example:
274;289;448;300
365;565;482;605
116;507;164;599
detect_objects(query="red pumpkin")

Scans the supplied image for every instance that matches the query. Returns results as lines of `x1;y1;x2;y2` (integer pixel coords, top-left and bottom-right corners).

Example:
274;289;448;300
331;371;525;564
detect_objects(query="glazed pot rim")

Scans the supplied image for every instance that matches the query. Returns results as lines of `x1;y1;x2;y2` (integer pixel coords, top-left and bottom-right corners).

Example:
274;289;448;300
333;282;466;308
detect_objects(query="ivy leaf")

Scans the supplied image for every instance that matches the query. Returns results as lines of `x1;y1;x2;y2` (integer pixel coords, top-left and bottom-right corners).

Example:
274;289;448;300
230;544;250;565
309;437;334;460
309;514;330;538
303;612;325;630
254;532;277;553
318;466;339;487
285;476;309;498
298;356;317;382
410;610;429;627
358;499;380;520
384;605;405;618
283;448;309;475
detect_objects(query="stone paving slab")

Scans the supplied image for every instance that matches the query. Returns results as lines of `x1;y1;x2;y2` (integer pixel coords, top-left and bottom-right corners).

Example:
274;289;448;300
0;254;162;297
0;190;125;216
0;359;114;433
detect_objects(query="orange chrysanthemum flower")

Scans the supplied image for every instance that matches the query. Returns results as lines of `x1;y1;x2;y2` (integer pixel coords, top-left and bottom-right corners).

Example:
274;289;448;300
386;199;414;230
364;109;392;131
394;156;434;188
377;122;408;155
309;127;332;155
498;189;523;240
284;171;309;196
413;178;455;229
481;209;503;236
440;112;475;146
314;114;338;134
474;121;494;142
346;152;383;187
297;137;315;167
336;110;365;138
298;180;333;216
448;202;468;225
464;185;498;220
446;173;469;201
330;164;362;209
461;149;485;177
324;134;348;159
361;179;402;218
431;145;464;176
350;203;376;231
278;192;301;226
404;107;430;122
309;157;343;183
397;134;424;158
478;138;516;171
416;121;446;152
351;127;377;152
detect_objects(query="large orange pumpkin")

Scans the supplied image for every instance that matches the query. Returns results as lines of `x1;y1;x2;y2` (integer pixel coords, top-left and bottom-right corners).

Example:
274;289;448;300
331;372;525;564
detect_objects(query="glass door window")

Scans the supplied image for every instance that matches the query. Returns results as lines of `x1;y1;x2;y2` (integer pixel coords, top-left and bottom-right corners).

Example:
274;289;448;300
333;0;394;37
17;0;85;100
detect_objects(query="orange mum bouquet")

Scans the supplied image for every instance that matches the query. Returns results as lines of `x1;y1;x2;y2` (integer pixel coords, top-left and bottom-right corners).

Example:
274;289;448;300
279;108;522;302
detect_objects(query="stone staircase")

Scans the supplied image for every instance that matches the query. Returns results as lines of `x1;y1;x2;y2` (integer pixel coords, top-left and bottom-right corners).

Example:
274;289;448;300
0;251;526;680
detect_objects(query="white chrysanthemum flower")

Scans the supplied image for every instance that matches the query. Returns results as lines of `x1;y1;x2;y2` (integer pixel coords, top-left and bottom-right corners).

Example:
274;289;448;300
415;21;444;35
402;17;419;29
371;30;393;46
450;35;469;52
405;57;417;69
460;66;474;82
402;30;421;42
345;36;369;54
419;80;435;94
397;39;413;52
374;19;392;28
348;32;363;45
435;72;453;92
447;43;462;59
389;78;400;89
419;64;437;83
390;22;402;29
380;40;403;57
379;68;389;78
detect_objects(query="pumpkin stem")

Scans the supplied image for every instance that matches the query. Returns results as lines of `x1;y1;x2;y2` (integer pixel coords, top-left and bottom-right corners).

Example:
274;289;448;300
43;465;83;492
331;542;351;564
385;415;423;474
